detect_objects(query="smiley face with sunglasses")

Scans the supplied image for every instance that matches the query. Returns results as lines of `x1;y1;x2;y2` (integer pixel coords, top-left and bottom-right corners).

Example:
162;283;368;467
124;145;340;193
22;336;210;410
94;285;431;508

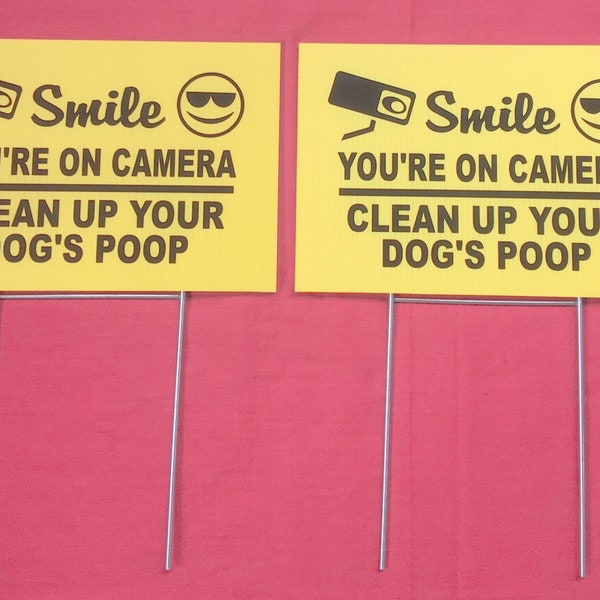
572;79;600;143
177;72;244;137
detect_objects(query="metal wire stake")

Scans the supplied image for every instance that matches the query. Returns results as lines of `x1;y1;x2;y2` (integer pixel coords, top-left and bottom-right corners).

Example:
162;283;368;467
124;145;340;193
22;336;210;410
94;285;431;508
578;297;586;579
380;294;583;576
0;293;180;300
379;293;395;571
166;291;186;571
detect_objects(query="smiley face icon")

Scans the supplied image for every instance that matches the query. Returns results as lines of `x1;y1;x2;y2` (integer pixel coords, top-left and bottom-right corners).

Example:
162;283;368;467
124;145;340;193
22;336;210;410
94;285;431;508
177;73;244;137
572;79;600;143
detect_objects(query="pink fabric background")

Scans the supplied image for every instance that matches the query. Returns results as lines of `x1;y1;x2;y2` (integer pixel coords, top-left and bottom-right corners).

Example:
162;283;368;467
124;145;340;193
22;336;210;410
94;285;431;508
2;1;600;598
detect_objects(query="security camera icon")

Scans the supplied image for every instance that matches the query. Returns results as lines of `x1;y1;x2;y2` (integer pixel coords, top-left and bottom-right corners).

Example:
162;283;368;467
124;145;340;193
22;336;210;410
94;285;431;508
0;80;22;120
328;71;416;140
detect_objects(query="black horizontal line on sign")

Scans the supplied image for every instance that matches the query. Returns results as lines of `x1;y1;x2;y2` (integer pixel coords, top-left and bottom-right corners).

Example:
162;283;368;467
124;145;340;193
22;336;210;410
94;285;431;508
0;183;235;194
339;188;600;200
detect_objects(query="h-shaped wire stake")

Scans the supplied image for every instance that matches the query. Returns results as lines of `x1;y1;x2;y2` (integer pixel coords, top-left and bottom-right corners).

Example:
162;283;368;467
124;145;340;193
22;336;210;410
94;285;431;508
379;294;586;578
1;291;186;571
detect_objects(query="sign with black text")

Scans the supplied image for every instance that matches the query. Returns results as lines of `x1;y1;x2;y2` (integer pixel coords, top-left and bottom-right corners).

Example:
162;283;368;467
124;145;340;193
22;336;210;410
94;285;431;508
0;40;280;291
297;44;600;297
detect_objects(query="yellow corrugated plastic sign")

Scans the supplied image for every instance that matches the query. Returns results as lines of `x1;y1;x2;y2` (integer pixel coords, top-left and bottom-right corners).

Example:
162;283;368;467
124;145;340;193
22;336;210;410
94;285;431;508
297;44;600;297
0;40;280;291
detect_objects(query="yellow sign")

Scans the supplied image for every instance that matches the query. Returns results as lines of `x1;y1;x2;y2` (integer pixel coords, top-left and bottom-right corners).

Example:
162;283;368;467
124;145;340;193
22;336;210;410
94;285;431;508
0;40;279;291
297;44;600;297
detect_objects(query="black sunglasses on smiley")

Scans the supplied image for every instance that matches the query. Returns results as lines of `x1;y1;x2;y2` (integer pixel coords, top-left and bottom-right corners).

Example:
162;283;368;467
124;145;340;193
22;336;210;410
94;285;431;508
187;92;236;108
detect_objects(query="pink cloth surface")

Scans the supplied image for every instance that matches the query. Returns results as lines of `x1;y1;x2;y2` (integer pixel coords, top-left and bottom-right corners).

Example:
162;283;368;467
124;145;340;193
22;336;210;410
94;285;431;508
2;1;600;598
